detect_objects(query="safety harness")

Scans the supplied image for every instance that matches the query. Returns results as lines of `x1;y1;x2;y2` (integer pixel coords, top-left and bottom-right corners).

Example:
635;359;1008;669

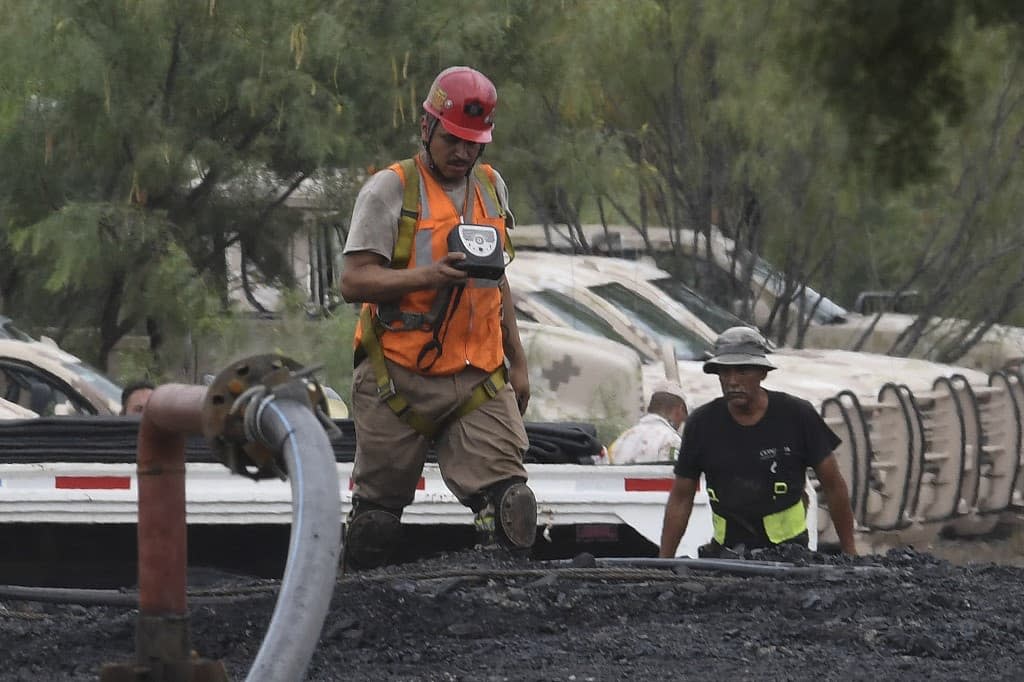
356;158;514;439
707;482;807;546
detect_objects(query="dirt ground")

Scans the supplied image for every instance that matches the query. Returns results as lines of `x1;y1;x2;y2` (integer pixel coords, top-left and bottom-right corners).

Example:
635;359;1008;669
4;528;1024;682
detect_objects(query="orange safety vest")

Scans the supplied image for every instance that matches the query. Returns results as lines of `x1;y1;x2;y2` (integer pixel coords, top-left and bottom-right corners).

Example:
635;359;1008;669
354;155;508;376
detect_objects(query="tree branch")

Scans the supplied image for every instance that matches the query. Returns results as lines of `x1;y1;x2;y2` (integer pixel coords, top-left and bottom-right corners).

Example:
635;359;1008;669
162;20;183;124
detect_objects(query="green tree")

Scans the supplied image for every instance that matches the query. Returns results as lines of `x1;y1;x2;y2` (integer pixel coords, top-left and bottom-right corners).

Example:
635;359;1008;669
544;0;857;348
785;0;1024;188
847;20;1024;362
0;0;351;370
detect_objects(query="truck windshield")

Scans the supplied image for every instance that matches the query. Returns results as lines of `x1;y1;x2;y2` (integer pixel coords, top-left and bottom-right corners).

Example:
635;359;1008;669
647;277;747;332
0;319;34;342
746;255;848;324
528;290;651;360
586;282;714;361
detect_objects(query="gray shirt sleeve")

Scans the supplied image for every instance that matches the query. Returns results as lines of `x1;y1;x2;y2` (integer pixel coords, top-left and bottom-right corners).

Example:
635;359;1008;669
343;164;513;264
343;169;404;263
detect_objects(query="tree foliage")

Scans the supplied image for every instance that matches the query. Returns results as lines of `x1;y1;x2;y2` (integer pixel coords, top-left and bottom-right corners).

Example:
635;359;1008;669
0;0;352;370
2;0;1024;377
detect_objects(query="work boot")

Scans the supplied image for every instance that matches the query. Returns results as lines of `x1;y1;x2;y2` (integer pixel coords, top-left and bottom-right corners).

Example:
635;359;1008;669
473;502;497;550
343;507;402;571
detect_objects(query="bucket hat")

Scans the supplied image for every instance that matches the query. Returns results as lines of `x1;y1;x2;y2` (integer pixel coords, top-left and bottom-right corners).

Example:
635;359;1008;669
702;326;777;374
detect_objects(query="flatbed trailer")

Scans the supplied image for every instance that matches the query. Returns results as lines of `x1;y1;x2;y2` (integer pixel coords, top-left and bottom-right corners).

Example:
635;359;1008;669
0;460;818;560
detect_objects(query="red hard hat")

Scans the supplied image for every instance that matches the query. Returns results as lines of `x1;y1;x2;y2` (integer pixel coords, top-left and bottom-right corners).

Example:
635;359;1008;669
422;66;497;143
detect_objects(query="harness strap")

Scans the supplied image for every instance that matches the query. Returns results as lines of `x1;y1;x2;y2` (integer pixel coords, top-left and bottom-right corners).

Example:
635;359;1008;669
392;158;419;270
473;165;501;217
454;364;508;420
358;306;508;438
359;306;436;437
473;164;515;263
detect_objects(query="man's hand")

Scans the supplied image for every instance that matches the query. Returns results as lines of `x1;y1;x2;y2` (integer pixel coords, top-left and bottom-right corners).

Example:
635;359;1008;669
508;361;530;415
659;477;698;558
498;275;530;414
427;252;470;289
814;454;858;555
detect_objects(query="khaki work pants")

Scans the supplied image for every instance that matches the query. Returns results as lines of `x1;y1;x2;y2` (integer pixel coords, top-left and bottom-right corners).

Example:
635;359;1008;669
350;358;529;510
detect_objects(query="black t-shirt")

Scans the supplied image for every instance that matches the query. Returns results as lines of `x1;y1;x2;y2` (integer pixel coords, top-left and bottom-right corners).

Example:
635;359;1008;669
674;390;840;547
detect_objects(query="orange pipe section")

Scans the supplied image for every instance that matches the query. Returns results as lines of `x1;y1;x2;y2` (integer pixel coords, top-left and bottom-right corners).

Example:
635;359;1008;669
136;384;207;615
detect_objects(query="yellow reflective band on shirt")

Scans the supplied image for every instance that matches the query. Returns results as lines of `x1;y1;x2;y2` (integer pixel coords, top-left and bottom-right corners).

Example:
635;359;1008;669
762;499;807;544
712;512;726;544
710;497;805;546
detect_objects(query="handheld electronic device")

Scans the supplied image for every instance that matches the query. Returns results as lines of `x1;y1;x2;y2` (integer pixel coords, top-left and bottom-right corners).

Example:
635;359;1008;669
447;224;505;280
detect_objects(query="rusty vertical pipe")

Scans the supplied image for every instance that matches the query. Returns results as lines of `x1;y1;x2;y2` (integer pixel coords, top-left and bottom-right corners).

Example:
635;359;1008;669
136;385;206;614
100;382;232;680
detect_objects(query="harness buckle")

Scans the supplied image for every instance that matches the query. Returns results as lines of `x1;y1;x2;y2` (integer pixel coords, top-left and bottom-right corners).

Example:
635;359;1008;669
377;380;398;402
482;377;499;399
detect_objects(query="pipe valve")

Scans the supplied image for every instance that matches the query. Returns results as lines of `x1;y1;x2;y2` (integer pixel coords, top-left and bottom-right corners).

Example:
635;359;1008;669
201;354;341;480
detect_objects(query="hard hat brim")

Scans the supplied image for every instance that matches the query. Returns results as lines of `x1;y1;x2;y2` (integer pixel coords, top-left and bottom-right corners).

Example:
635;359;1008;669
702;354;777;374
437;116;493;144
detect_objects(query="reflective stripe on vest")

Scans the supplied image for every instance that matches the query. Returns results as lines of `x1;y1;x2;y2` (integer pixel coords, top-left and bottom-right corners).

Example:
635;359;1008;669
710;498;806;545
762;498;806;544
712;512;727;545
353;156;508;375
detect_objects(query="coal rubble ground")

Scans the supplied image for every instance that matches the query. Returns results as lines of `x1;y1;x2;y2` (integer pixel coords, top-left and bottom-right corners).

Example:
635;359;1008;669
4;544;1024;681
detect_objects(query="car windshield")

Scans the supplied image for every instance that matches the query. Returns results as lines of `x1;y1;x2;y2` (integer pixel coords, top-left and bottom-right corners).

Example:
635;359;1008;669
0;319;34;342
529;290;651;360
61;360;123;405
648;277;747;333
587;282;714;361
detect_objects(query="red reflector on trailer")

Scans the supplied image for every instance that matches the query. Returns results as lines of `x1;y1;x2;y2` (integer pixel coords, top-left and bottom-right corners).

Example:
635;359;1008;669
55;476;131;490
624;478;674;492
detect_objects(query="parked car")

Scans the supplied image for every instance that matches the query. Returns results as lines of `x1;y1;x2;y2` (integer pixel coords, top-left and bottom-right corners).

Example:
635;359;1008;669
0;316;34;342
3;316;358;420
0;336;122;416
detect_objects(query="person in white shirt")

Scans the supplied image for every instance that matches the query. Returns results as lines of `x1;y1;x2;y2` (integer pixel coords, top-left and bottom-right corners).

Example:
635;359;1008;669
606;380;688;464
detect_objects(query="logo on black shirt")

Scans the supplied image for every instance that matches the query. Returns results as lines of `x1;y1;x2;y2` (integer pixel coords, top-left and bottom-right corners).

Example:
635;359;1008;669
759;446;793;461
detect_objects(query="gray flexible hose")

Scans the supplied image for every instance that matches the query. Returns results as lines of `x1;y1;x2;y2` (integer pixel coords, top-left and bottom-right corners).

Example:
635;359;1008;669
245;398;341;682
567;556;887;577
